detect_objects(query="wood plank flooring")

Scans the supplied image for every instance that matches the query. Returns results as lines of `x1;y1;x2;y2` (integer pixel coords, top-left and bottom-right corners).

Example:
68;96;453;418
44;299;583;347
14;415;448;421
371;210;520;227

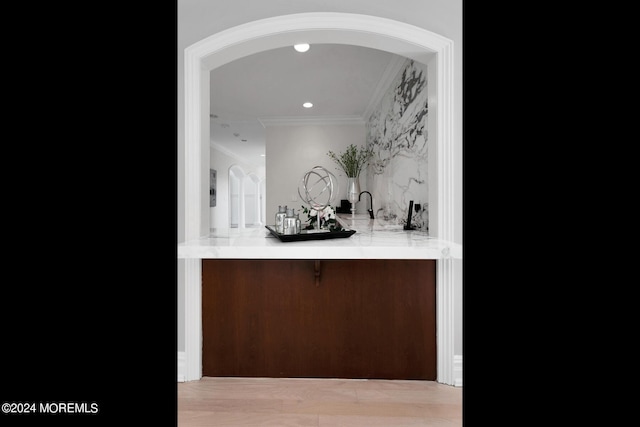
178;377;462;426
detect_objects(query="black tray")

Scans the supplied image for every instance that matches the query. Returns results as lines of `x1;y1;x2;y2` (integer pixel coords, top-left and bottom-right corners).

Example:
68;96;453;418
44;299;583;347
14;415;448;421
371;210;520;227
265;225;356;242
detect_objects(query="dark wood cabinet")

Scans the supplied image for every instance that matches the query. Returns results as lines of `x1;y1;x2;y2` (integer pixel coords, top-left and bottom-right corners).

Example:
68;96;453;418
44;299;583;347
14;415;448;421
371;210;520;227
202;259;436;380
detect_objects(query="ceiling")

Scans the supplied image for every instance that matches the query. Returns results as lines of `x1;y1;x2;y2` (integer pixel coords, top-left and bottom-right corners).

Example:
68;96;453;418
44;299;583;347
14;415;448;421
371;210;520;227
209;44;405;167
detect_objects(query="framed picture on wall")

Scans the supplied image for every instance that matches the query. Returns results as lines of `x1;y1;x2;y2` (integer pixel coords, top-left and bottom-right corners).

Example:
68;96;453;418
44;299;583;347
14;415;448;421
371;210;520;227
209;169;217;207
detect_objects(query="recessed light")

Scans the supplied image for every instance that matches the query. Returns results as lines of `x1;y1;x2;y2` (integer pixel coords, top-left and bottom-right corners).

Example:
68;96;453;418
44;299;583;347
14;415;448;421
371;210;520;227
303;102;313;108
294;43;310;53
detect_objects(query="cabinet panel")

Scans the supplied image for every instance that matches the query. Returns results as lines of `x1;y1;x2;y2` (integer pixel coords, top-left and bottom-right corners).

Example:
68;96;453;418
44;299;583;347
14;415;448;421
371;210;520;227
202;259;436;380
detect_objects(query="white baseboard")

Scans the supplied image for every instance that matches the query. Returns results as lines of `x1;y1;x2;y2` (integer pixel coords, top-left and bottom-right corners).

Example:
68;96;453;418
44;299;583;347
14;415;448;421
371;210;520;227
177;350;462;385
178;351;185;382
453;354;462;387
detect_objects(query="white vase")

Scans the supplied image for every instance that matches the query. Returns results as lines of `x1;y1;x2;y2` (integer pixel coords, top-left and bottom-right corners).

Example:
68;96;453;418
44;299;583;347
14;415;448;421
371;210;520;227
346;176;360;215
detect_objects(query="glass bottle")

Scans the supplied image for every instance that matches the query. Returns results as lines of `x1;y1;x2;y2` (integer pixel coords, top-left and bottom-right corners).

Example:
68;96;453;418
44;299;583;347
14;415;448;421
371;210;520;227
275;205;287;234
283;208;297;235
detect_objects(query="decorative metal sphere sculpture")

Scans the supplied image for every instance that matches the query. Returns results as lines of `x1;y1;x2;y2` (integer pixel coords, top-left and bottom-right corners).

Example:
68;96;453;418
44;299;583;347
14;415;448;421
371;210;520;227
298;165;339;213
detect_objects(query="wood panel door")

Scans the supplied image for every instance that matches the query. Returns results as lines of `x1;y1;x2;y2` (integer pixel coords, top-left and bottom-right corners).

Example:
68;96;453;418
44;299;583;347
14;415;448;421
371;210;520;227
202;259;436;380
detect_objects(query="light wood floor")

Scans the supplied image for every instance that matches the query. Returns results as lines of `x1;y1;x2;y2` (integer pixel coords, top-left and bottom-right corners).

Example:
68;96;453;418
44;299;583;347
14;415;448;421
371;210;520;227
178;377;462;426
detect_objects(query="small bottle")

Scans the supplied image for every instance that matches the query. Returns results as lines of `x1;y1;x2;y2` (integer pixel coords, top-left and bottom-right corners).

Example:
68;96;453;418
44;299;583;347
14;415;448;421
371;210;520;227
275;205;287;233
283;208;297;235
295;212;301;234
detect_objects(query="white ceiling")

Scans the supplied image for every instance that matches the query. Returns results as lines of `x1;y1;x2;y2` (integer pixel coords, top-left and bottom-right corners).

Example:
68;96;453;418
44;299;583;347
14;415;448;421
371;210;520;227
209;44;405;167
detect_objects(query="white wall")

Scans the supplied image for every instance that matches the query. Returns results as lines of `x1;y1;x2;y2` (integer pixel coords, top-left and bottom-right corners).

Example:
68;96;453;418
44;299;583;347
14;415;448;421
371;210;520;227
178;0;462;355
266;123;368;223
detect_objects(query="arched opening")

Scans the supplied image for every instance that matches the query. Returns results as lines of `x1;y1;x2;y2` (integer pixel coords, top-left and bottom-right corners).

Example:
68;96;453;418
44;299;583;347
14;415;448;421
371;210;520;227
228;165;246;228
182;12;458;384
228;166;262;228
245;173;261;227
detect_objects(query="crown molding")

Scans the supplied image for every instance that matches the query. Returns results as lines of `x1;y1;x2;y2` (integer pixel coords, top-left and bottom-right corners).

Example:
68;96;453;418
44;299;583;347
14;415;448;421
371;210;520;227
258;115;364;127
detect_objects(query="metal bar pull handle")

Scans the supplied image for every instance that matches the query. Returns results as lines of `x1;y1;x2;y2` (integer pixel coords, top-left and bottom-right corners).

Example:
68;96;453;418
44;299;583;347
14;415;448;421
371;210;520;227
314;260;321;287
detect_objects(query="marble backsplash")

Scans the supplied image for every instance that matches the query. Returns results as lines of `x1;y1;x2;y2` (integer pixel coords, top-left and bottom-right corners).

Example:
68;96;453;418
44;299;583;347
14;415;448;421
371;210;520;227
365;59;429;232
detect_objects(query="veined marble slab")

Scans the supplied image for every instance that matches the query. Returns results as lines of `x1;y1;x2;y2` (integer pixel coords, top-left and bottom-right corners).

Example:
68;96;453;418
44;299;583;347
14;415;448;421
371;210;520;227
177;217;461;260
365;59;429;231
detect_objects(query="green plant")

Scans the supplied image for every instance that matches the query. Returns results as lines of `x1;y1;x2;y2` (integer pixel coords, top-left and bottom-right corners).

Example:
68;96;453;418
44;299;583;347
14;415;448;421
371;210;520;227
327;144;373;178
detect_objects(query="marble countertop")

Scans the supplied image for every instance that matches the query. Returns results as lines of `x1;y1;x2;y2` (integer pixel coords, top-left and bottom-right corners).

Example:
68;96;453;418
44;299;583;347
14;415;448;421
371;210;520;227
178;214;461;260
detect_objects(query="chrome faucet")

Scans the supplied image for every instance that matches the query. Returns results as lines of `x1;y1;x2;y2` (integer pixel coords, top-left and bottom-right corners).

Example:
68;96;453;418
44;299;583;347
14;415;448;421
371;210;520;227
358;191;374;219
